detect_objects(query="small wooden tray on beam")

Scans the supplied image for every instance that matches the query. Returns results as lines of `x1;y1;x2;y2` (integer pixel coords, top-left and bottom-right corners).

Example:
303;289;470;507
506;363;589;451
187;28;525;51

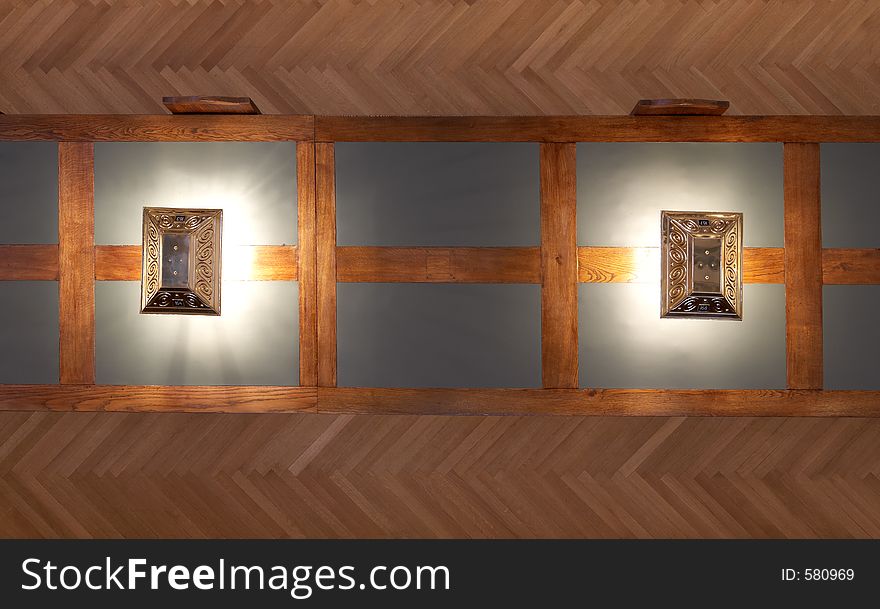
631;98;729;116
162;96;261;115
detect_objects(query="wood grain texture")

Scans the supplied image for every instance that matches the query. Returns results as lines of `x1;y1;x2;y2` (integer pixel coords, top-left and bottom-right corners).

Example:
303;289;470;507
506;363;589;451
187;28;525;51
823;249;880;284
95;245;297;281
0;115;312;141
337;247;540;283
1;385;878;418
316;116;880;143
58;143;95;385
297;142;317;386
540;143;578;388
0;386;315;413
4;411;880;538
2;0;880;541
631;98;729;115
0;245;58;280
577;247;785;283
163;96;260;114
316;143;337;387
1;1;879;118
784;143;823;390
318;388;880;417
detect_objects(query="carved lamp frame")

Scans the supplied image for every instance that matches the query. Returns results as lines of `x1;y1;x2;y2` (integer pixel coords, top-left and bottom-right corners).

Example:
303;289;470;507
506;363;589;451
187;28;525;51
661;210;743;320
140;207;222;315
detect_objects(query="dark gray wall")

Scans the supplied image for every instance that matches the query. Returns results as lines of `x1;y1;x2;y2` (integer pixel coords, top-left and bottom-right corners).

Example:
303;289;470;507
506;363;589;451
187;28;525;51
576;143;784;247
96;282;298;386
0;143;58;244
0;282;59;383
824;285;880;389
579;284;786;389
821;144;880;248
94;142;297;245
335;143;539;246
337;283;541;387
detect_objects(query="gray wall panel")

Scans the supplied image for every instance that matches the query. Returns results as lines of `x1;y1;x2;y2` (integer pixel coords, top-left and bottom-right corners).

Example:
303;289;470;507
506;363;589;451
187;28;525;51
821;144;880;248
94;142;296;245
338;283;541;387
336;143;539;246
0;282;59;384
579;283;786;389
576;143;783;247
96;282;298;386
0;143;58;244
824;285;880;389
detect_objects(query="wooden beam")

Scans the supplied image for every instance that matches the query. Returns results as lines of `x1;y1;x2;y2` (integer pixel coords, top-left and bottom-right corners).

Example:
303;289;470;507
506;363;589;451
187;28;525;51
540;143;578;388
94;245;297;280
823;248;880;284
2;114;880;143
316;143;337;387
0;385;316;413
784;143;823;389
317;387;880;417
58;142;95;385
336;247;541;283
315;115;880;143
0;115;313;141
297;142;318;386
0;385;876;416
163;96;260;115
576;247;785;283
0;245;58;280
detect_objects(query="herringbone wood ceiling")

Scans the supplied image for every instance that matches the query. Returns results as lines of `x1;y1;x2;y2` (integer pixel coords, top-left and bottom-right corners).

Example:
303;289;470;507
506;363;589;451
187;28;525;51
2;1;880;538
1;0;879;115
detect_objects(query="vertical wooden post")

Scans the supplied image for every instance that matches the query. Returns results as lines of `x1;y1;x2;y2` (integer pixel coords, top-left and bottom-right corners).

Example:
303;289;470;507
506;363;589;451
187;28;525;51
316;143;337;387
783;143;823;389
297;142;317;387
58;142;95;385
540;143;578;388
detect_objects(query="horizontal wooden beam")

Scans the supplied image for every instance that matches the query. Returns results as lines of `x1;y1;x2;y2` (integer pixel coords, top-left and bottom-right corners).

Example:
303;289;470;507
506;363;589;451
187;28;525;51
0;385;316;413
0;385;876;416
5;245;874;286
318;388;880;417
823;248;880;284
0;245;58;279
0;115;313;141
577;247;785;283
316;116;880;143
337;247;541;283
95;245;297;280
2;115;880;143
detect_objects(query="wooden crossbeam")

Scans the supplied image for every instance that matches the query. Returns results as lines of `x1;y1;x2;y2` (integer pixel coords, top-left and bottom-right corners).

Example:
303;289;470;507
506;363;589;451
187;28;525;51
0;385;316;413
0;385;877;417
94;245;297;280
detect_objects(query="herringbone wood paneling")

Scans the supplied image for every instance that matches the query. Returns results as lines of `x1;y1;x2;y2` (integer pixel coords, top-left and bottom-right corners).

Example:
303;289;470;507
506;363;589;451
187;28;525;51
2;0;880;538
2;413;880;538
0;0;879;115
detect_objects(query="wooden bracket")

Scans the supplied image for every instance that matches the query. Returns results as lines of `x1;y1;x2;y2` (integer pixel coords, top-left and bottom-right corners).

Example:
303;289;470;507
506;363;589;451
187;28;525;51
631;98;730;116
162;96;261;115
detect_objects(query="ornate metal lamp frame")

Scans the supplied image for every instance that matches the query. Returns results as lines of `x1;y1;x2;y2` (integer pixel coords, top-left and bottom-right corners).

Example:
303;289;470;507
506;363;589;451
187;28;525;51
661;210;743;320
140;207;222;315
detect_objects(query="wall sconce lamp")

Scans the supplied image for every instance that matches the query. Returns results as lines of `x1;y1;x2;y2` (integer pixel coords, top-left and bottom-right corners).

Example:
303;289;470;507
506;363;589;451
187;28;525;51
141;207;222;315
661;211;743;320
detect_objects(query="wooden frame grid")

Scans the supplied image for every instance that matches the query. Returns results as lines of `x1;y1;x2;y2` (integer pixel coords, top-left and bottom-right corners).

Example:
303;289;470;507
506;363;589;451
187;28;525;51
1;113;879;415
